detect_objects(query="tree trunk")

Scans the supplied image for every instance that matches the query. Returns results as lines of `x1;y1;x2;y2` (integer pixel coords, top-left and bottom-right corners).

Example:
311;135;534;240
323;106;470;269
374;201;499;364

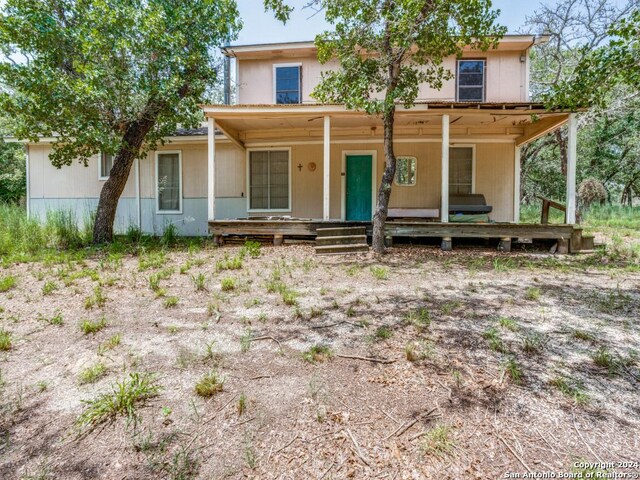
555;129;568;177
92;105;161;244
372;108;396;253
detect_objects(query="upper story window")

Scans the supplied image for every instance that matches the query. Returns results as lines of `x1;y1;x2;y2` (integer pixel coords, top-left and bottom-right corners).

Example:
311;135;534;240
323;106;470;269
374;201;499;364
99;153;113;180
457;60;485;102
274;64;301;104
395;157;417;186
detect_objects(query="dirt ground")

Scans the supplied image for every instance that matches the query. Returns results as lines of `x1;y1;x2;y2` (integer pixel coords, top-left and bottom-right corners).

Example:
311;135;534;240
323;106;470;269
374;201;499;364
0;242;639;479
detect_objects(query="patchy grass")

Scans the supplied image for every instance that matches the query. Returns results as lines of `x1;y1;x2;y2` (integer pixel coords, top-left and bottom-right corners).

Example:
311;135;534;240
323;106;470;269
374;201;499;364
422;425;455;458
80;317;108;335
302;344;333;364
524;287;541;301
195;371;224;398
164;296;179;309
79;362;108;384
549;376;589;405
221;278;236;292
0;328;12;351
370;266;388;281
76;373;160;429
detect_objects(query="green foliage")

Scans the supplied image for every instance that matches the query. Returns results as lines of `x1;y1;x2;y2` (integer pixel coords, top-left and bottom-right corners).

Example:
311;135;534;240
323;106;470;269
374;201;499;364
76;373;160;429
79;362;108;385
0;328;12;351
240;240;261;258
302;344;333;364
0;140;26;203
422;425;455;458
0;274;16;292
220;277;236;292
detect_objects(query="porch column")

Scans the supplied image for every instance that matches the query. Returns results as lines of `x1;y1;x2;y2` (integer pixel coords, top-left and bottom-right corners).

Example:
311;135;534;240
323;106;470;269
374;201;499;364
514;145;521;223
208;117;215;222
323;115;331;220
566;113;577;224
440;114;450;223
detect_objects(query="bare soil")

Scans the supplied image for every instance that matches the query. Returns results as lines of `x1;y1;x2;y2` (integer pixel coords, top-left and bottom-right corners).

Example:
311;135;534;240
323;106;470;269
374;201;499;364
0;243;639;479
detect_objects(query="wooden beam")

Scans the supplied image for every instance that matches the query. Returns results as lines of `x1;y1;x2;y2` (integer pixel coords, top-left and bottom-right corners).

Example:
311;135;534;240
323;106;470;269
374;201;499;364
208;117;216;221
441;114;450;223
566;113;577;224
323;115;331;220
215;119;245;151
515;114;569;146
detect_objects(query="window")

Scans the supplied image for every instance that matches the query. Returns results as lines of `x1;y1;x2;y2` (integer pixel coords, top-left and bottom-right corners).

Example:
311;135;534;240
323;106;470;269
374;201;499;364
395;157;417;186
449;147;474;194
274;65;301;104
457;60;485;102
248;150;290;211
99;153;113;180
156;152;182;213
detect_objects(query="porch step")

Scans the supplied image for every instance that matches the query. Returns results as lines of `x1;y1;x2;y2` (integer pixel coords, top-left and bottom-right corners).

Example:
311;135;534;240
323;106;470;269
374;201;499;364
316;235;367;247
315;244;370;255
316;227;366;237
581;235;595;251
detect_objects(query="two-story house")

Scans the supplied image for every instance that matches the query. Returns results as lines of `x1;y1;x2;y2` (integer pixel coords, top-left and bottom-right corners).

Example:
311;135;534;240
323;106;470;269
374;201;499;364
24;35;586;251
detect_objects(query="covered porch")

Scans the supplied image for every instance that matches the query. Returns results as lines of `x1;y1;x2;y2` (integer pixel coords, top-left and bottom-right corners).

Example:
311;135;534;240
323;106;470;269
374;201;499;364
203;103;582;252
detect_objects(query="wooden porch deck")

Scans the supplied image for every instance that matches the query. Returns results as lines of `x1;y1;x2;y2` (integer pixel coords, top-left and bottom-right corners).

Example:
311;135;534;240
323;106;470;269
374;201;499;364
209;219;586;253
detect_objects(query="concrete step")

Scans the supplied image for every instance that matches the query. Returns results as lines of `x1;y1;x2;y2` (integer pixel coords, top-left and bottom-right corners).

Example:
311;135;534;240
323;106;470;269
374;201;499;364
316;235;368;246
316;227;367;237
315;244;370;255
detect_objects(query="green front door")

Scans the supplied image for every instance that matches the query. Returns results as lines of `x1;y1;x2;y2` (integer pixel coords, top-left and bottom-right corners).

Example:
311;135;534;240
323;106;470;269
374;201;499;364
345;155;373;221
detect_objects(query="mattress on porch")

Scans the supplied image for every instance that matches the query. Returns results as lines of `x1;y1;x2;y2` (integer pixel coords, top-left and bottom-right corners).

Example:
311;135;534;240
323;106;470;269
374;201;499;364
448;213;491;223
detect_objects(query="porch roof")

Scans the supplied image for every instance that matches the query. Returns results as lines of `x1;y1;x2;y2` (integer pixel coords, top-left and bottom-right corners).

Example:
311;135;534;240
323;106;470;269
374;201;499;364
201;102;572;147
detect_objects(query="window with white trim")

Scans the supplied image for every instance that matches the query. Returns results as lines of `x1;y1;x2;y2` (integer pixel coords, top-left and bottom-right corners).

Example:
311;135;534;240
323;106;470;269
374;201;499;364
274;65;301;104
449;147;473;194
395;157;417;186
457;60;485;102
156;152;182;213
249;150;290;210
99;153;113;179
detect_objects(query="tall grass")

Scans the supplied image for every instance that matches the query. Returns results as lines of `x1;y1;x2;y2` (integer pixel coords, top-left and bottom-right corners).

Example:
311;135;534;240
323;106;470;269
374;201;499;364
520;203;640;229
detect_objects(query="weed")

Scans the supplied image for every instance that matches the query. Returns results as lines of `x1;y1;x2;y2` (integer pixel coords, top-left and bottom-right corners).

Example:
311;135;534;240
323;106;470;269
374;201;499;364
0;275;16;293
240;330;252;353
138;252;167;271
38;312;64;326
572;329;595;342
498;317;518;332
405;340;435;362
309;307;323;319
42;281;58;296
79;362;108;384
549;375;589;405
346;265;360;277
216;255;243;271
80;317;107;335
492;257;516;272
302;344;333;364
592;346;617;372
406;307;431;330
194;370;224;398
346;306;356;317
501;357;523;385
0;329;12;351
525;287;541;301
281;289;298;306
241;240;261;258
84;285;107;309
422;425;455;457
76;373;160;429
164;296;179;308
483;328;508;353
221;278;236;292
521;332;545;354
370;265;388;281
237;393;247;415
441;301;461;315
374;325;393;340
191;273;207;292
160;223;178;247
99;334;122;354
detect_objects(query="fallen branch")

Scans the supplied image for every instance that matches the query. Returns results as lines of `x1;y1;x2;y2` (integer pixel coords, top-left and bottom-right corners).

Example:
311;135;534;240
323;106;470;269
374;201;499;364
384;407;438;440
249;335;283;350
345;428;370;466
496;432;531;473
272;433;299;457
337;354;395;364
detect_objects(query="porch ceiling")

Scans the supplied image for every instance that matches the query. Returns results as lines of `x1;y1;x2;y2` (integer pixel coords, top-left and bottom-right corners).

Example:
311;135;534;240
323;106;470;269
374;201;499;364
202;103;570;145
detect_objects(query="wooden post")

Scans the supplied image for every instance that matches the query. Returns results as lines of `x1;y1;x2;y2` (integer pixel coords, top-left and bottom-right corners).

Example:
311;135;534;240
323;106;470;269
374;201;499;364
323;115;331;221
273;234;284;246
441;114;450;223
208;117;216;222
498;237;512;253
514;145;521;223
441;237;452;251
566;113;577;224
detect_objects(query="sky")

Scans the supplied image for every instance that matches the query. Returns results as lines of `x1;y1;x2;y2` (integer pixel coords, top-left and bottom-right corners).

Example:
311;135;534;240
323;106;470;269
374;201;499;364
234;0;557;45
